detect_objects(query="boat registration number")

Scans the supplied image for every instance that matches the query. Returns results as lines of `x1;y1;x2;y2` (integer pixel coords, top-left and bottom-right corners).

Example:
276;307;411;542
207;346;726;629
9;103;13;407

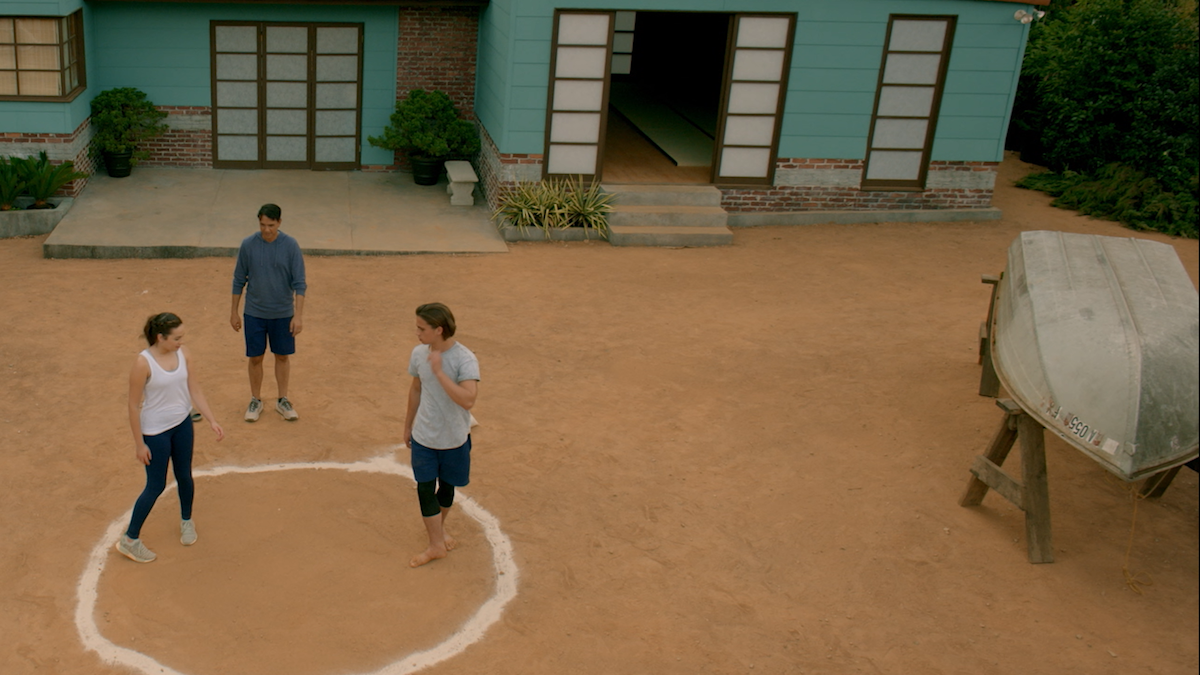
1043;399;1111;451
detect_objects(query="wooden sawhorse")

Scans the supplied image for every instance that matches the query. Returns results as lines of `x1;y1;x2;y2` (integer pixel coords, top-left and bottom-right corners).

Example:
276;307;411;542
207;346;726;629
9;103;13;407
960;398;1054;563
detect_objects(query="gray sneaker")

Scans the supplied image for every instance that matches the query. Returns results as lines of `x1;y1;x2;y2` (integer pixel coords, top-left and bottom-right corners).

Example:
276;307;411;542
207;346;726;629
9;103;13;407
116;535;157;563
245;397;263;422
276;397;298;421
181;519;197;546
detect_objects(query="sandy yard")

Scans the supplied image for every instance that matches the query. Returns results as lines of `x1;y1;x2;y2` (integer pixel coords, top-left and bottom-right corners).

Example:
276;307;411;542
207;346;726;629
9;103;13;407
0;153;1196;675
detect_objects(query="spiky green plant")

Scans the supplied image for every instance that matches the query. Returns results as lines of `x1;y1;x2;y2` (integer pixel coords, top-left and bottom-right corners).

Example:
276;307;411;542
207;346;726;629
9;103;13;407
0;158;27;211
492;177;614;240
561;175;614;239
492;180;569;239
13;151;88;208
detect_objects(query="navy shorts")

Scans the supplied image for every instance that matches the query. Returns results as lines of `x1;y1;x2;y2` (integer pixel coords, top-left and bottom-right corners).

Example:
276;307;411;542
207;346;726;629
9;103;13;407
411;435;471;486
244;314;295;357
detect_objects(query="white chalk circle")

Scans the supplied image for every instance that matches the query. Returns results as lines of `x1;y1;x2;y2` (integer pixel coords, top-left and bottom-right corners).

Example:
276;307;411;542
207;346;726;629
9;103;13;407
75;453;519;675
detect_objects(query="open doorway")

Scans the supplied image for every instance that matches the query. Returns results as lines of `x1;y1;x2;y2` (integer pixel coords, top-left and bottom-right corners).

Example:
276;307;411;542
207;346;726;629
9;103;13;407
601;12;730;184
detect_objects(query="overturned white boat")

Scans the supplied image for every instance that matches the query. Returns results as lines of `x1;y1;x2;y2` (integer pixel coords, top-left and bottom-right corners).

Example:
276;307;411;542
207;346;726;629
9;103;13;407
989;231;1199;481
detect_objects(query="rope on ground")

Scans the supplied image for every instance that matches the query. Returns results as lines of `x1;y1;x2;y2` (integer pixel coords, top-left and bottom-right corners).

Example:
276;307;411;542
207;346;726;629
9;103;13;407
1117;478;1153;595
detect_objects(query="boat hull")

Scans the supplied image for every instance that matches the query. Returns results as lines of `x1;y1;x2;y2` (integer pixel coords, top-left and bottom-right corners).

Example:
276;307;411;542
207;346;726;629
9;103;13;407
990;231;1199;481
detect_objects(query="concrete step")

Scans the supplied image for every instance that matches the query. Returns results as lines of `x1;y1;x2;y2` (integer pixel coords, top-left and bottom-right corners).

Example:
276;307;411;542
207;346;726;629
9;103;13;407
603;184;723;207
608;204;729;229
609;224;733;247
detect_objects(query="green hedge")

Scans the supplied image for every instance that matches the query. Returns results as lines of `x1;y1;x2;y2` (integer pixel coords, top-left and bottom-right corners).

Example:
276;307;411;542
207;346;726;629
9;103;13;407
1012;0;1198;237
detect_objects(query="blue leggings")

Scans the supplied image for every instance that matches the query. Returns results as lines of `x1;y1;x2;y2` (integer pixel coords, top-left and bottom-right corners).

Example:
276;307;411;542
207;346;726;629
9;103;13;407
126;418;194;539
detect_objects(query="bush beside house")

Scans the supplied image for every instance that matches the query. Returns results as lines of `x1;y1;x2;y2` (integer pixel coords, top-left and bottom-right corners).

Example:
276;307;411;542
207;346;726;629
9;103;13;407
1012;0;1199;238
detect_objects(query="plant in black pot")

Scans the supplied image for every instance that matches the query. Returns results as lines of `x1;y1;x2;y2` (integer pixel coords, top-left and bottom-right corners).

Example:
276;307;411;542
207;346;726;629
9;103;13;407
90;87;169;178
368;90;480;186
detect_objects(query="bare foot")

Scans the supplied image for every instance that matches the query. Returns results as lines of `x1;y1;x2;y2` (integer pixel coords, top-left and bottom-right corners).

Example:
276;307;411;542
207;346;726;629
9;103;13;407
410;544;447;568
444;533;457;551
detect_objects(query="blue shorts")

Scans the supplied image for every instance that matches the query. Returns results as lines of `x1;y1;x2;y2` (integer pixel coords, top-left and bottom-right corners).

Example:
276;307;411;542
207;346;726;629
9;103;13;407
411;435;471;486
244;314;295;357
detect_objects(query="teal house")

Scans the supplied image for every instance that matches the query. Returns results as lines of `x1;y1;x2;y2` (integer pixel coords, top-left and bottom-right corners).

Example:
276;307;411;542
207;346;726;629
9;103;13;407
0;0;1044;219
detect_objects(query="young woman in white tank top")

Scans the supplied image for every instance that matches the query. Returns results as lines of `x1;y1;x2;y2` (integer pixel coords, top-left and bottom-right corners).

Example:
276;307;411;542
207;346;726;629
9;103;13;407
116;313;225;564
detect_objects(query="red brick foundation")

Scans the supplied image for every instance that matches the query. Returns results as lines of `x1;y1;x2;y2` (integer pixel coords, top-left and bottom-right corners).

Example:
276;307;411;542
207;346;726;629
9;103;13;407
0;117;96;197
477;124;544;211
720;159;998;212
475;150;997;213
139;106;213;168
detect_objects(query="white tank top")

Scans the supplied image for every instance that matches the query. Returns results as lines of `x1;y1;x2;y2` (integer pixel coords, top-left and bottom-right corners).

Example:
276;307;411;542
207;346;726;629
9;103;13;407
139;348;191;435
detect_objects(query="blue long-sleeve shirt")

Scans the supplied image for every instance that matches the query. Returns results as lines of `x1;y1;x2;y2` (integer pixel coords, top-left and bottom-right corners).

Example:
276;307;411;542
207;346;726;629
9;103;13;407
231;231;307;319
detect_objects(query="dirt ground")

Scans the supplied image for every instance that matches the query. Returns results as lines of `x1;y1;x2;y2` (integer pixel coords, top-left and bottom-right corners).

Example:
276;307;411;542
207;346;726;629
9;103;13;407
1;152;1197;675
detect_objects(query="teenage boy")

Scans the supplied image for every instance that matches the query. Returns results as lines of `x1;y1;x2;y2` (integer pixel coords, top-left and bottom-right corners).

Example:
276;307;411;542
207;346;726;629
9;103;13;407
231;203;307;422
404;303;479;568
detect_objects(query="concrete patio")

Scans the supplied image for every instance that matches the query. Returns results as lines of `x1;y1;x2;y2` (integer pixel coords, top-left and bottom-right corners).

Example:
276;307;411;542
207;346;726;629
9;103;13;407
43;168;508;258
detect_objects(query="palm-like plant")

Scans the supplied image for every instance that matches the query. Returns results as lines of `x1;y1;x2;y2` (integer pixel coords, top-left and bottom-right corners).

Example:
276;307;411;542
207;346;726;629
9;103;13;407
0;158;27;211
13;152;88;208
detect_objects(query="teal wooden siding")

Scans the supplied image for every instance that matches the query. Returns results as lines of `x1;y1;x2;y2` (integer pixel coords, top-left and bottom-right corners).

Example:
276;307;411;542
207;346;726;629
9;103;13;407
475;0;1031;163
89;3;398;166
0;0;92;133
0;2;398;163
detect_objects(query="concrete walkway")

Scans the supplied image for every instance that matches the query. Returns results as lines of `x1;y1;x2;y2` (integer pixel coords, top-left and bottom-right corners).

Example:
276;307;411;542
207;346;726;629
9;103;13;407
43;168;508;258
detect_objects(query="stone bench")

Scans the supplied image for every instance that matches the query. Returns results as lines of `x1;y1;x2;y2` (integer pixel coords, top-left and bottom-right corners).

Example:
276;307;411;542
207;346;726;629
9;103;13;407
445;160;478;206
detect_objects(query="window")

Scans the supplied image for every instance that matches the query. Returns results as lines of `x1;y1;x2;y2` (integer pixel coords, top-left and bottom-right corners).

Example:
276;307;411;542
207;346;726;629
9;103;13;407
0;11;86;101
861;15;956;190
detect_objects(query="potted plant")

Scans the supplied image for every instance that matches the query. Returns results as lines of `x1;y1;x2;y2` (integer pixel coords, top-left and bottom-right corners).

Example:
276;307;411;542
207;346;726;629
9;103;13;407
89;87;169;177
368;89;480;186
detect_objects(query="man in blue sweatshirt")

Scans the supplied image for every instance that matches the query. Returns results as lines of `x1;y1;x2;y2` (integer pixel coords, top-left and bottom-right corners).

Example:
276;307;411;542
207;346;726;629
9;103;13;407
231;203;307;422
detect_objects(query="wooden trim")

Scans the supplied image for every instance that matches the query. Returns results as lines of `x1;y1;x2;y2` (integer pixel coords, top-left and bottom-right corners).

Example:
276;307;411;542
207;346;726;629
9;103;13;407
310;23;364;170
0;11;86;102
710;15;735;182
212;20;363;170
712;13;796;186
861;14;957;191
70;10;86;95
542;10;613;183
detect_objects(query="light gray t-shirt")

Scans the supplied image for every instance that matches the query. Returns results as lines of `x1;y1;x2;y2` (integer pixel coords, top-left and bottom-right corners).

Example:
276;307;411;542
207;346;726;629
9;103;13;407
408;342;480;449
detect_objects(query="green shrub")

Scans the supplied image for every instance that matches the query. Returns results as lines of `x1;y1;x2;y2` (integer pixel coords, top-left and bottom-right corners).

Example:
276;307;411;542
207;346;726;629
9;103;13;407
13;151;88;208
1017;164;1199;238
492;177;614;240
1013;0;1198;236
368;90;480;160
89;87;169;162
0;158;26;211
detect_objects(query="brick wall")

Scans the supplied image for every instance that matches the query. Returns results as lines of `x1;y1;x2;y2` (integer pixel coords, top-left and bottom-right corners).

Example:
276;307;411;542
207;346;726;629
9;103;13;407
0;117;95;197
476;123;543;211
720;158;998;212
386;5;481;170
474;148;996;213
397;6;479;117
139;106;213;168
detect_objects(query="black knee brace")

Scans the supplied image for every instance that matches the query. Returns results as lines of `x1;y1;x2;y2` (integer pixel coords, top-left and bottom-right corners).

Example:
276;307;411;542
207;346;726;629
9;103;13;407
416;480;440;517
436;482;455;509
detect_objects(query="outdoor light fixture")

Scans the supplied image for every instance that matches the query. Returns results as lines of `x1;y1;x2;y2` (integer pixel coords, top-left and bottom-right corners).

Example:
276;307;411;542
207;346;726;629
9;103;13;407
1013;9;1045;23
